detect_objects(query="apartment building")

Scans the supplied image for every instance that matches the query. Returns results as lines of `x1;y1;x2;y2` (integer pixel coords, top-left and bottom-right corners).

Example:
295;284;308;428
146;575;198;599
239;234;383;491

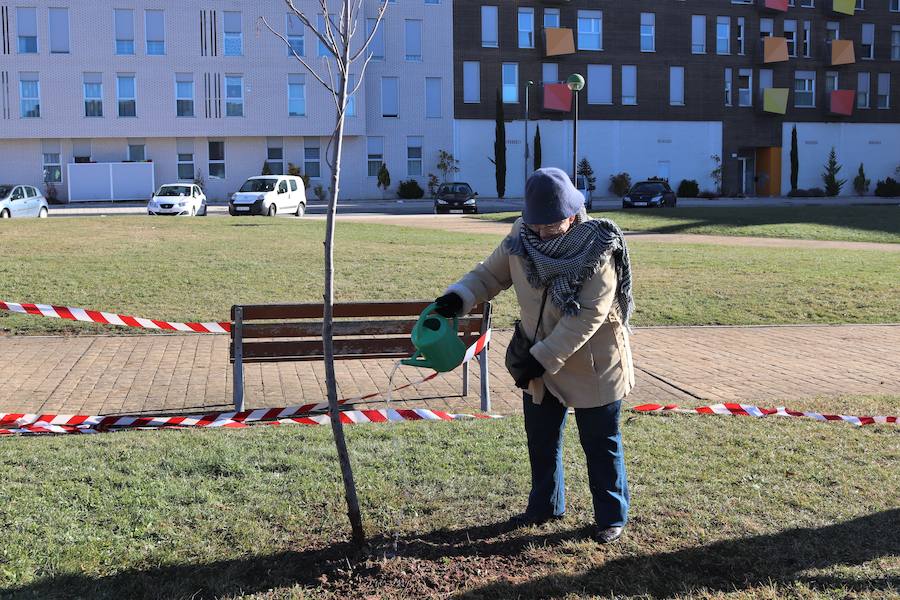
0;0;453;201
453;1;900;197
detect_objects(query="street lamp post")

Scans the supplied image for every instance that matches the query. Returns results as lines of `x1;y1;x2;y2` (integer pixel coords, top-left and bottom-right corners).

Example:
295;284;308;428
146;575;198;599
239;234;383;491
566;73;585;184
524;80;534;190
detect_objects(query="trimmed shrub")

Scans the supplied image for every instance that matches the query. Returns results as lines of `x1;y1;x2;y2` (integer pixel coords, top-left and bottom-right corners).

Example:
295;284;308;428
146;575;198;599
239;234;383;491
677;179;699;197
698;190;718;199
787;188;809;197
874;177;900;197
807;187;826;197
608;172;632;197
397;179;425;199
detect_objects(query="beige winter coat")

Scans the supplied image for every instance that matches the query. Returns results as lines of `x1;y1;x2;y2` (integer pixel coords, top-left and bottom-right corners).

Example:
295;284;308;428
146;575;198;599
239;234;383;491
448;218;634;408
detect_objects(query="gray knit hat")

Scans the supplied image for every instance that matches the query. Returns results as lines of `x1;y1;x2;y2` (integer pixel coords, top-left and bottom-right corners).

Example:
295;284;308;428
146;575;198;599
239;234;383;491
522;167;584;225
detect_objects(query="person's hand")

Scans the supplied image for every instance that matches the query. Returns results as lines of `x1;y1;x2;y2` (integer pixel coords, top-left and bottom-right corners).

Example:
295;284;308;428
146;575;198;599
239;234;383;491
434;292;463;318
514;352;546;389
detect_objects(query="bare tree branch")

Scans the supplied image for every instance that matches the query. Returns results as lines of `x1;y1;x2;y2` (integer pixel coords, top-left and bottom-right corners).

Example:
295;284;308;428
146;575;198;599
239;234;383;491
283;0;338;57
257;16;336;95
351;0;388;62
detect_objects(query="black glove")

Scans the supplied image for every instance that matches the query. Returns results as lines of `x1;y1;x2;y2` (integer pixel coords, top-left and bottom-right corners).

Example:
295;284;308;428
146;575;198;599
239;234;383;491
513;352;546;389
434;292;463;318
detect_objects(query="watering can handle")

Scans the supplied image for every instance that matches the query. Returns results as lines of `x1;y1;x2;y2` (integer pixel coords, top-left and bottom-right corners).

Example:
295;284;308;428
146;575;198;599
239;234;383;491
419;302;460;331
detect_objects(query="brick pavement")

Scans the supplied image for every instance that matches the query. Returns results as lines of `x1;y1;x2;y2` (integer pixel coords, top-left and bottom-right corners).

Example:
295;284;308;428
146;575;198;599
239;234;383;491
3;324;898;416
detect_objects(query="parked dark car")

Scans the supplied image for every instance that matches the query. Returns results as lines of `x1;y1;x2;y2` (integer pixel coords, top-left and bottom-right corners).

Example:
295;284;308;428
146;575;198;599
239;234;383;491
434;182;478;214
622;180;677;208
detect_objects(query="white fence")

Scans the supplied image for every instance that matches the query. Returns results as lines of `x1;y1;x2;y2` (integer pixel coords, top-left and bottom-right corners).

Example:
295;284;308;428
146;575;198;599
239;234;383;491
66;162;155;202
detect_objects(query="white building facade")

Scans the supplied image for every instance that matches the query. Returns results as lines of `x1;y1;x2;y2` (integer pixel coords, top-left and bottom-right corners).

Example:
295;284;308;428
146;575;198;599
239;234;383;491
0;0;454;202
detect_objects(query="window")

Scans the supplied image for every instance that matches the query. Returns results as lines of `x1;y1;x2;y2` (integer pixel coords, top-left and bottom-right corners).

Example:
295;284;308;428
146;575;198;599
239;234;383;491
481;6;498;48
17;7;37;53
463;61;480;103
225;75;243;116
716;17;730;55
43;153;61;183
670;66;685;106
855;0;864;8
861;24;874;60
117;75;136;117
288;74;305;116
267;139;284;175
177;153;194;181
145;10;165;55
800;0;814;6
803;21;812;57
784;20;797;57
502;63;518;103
49;8;69;54
826;22;839;42
795;70;816;107
286;14;304;56
518;8;534;48
760;19;774;39
224;12;242;56
176;74;194;117
737;17;745;55
20;74;39;118
691;15;706;54
640;13;655;52
578;10;602;51
366;18;384;59
544;8;559;30
407;136;423;177
725;68;733;106
825;71;838;94
304;140;320;178
621;65;637;105
317;15;329;56
425;77;441;118
128;144;145;162
892;0;899;11
738;69;753;106
208;141;225;179
543;63;559;85
115;9;134;55
83;74;103;117
367;137;383;177
405;19;422;60
381;76;399;117
760;68;774;102
876;73;889;108
893;26;900;60
857;72;870;108
587;64;612;104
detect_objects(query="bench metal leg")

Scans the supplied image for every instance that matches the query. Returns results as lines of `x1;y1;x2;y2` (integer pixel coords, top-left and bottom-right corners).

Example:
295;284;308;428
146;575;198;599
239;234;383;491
462;360;469;397
232;306;245;412
480;302;492;413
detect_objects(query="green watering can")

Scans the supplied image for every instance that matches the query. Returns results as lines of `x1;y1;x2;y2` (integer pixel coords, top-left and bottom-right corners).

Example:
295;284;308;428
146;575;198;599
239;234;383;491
401;303;467;372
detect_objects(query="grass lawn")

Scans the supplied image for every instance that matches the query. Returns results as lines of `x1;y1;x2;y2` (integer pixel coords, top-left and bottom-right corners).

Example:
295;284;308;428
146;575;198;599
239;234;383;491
1;217;899;335
1;397;897;599
479;205;900;244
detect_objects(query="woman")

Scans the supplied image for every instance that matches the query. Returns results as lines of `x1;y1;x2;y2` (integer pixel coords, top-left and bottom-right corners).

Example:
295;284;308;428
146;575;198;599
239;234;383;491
434;167;635;544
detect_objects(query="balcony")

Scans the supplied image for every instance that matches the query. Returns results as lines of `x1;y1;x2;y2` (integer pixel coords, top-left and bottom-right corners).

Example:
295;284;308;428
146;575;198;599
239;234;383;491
831;0;856;16
544;27;575;57
762;88;789;114
543;83;572;112
829;89;855;115
760;0;789;12
762;37;789;63
828;40;855;65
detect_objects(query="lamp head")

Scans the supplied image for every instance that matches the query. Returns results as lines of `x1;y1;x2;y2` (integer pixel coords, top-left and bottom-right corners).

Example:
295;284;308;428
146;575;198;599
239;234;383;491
566;73;585;92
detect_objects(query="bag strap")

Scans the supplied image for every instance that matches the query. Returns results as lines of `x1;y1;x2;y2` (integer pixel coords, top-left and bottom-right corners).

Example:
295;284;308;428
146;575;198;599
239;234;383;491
533;287;549;341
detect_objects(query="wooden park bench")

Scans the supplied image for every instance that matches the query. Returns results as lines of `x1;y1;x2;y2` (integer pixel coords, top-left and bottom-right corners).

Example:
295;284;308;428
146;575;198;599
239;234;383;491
230;301;492;413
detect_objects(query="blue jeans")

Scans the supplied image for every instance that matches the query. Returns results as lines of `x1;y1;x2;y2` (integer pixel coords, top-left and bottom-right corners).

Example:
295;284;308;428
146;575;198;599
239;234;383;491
523;391;629;528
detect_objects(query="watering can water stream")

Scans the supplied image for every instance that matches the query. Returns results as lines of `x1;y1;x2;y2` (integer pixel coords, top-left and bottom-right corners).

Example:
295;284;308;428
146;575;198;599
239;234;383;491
401;303;467;372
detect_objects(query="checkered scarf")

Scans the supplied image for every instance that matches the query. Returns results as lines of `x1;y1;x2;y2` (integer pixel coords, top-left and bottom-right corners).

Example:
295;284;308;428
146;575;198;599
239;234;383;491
506;212;634;328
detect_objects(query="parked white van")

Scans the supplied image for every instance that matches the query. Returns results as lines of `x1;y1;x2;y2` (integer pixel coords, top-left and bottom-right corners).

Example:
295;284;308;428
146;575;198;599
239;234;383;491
229;175;307;217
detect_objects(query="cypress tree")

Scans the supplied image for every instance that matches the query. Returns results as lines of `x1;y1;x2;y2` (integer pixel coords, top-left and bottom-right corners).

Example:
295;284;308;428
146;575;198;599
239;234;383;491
790;125;799;192
534;125;542;171
494;88;506;198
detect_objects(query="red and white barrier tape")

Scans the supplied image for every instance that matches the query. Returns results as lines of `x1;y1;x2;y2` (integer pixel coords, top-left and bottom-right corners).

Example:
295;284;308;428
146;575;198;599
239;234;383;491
0;300;229;333
632;403;898;426
0;408;501;436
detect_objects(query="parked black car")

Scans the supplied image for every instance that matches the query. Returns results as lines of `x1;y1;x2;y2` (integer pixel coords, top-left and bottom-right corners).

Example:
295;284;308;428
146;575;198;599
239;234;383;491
622;181;677;208
434;182;478;214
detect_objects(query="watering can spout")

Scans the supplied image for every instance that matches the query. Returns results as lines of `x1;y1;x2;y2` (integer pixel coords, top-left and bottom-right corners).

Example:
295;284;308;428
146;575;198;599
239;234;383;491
401;303;467;373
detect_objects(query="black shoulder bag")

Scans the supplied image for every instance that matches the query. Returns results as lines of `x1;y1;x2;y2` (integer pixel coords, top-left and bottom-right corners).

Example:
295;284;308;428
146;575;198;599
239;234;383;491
505;287;549;389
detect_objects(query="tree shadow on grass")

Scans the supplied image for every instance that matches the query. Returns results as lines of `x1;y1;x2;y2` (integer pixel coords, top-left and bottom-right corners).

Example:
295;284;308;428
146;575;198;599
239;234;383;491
4;510;897;599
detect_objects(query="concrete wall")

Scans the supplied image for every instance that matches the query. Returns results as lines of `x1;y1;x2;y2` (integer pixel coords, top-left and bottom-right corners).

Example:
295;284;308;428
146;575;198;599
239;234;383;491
453;119;723;198
780;123;900;195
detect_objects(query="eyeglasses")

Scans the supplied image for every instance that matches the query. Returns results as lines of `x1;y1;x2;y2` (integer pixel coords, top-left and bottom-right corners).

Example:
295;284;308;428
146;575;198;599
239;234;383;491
527;219;571;237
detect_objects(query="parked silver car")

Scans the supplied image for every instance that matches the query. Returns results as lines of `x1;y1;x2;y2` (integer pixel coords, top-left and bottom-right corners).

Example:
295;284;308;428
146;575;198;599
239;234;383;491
0;184;49;218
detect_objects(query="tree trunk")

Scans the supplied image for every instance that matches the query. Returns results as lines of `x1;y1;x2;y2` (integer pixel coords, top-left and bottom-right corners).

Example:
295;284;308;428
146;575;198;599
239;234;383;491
322;3;365;546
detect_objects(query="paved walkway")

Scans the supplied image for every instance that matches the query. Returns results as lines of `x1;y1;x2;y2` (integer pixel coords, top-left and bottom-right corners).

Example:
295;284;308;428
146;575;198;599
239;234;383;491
3;325;898;416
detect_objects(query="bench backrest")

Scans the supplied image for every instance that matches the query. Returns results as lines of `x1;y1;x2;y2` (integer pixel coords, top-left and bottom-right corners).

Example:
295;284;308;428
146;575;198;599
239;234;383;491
230;301;489;364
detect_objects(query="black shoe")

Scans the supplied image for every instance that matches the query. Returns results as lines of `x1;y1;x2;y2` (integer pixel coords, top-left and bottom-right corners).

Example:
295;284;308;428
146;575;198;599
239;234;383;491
594;526;623;544
508;512;565;528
